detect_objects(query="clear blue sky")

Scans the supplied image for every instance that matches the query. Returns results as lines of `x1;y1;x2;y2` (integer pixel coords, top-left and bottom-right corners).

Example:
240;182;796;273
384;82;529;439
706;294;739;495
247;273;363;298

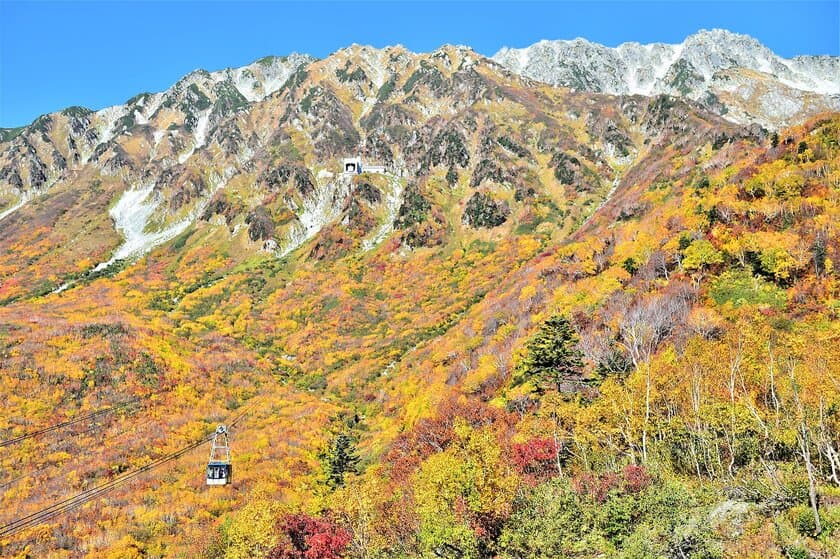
1;1;838;128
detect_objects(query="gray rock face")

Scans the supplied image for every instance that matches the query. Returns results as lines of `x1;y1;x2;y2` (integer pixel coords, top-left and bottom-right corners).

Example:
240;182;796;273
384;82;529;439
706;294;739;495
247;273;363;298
0;53;316;198
492;29;840;128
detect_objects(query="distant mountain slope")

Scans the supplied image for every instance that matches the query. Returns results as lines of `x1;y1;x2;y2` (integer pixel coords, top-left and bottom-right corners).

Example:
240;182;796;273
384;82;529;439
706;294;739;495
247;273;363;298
492;29;840;128
1;41;760;304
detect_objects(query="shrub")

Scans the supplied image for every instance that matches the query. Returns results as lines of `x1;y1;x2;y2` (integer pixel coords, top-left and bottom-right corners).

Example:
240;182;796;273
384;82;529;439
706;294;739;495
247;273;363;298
267;513;351;559
622;465;652;494
599;494;636;544
551;152;580;185
394;183;431;229
784;478;811;506
710;270;787;309
498;136;530;158
785;546;810;559
497;479;584;559
445;166;459;187
682;239;723;272
573;471;621;504
622;257;639;275
789;505;820;537
511;438;559;479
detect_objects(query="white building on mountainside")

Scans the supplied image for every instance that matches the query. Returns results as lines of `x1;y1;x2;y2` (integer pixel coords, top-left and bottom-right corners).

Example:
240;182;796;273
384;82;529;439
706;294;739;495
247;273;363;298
342;156;387;175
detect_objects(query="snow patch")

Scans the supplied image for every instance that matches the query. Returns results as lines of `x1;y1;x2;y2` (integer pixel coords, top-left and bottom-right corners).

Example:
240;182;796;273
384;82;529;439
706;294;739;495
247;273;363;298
231;68;262;103
279;174;352;257
603;144;636;167
358;48;388;90
224;53;313;102
95;105;129;146
0;192;30;222
317;169;334;181
177;146;195;165
92;183;190;270
256;60;300;98
89;168;235;273
54;182;199;292
176;111;213;164
193;111;211;149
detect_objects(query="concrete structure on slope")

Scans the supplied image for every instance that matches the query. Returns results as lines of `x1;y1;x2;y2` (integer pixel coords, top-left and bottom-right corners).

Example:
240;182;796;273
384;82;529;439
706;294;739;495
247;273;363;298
342;156;386;175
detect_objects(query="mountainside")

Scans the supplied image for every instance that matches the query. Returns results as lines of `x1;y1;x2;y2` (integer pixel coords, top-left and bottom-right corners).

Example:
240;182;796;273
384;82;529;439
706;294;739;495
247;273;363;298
492;29;840;129
0;31;839;559
2;42;757;301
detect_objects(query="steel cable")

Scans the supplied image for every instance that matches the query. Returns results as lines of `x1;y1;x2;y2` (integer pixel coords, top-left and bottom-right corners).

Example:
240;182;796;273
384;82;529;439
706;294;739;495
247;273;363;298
0;400;255;539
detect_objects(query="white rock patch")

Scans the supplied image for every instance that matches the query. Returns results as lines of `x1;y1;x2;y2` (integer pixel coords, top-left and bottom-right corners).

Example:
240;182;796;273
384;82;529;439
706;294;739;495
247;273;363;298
362;174;404;251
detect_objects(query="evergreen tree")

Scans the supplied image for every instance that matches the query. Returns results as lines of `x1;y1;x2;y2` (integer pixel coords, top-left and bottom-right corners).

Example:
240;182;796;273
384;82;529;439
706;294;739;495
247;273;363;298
517;314;584;393
445;165;459;187
320;432;360;488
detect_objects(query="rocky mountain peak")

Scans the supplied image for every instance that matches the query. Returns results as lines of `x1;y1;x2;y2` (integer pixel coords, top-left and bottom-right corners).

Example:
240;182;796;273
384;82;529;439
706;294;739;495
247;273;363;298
492;29;840;129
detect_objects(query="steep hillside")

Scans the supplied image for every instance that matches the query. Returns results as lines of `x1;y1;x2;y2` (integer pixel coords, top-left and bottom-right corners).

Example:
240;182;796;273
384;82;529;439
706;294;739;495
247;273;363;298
0;44;750;304
0;37;839;559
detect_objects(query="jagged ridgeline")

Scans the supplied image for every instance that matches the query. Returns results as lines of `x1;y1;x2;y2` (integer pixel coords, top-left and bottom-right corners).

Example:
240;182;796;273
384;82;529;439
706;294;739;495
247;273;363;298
0;31;839;559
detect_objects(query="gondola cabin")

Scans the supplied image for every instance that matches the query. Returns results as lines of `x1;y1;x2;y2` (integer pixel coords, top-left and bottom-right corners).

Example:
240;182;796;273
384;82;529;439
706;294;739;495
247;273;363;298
206;461;232;485
206;425;232;486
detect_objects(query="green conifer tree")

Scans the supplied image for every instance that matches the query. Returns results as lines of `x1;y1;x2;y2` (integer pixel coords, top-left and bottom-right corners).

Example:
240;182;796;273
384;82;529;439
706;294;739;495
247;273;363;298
320;432;360;488
517;314;585;393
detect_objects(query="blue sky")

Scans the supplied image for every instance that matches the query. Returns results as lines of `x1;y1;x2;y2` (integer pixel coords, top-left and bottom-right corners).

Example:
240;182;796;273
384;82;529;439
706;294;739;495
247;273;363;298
1;1;838;128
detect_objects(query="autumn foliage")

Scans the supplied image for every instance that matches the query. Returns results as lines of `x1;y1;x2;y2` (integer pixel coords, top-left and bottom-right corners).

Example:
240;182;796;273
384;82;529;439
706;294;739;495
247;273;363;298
0;63;839;559
511;437;559;479
267;514;352;559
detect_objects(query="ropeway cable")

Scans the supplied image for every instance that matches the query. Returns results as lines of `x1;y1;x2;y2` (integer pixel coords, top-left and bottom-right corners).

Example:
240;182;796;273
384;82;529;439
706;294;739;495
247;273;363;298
0;422;144;491
0;401;254;539
0;436;213;537
1;385;175;449
0;399;140;448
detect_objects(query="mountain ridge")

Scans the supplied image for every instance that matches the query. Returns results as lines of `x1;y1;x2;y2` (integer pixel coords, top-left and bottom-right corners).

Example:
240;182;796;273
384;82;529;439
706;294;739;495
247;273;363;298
2;28;838;140
491;28;840;129
0;38;752;303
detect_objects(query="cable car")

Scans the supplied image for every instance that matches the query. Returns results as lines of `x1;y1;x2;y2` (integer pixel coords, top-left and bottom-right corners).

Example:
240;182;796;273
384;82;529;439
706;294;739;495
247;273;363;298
206;425;232;486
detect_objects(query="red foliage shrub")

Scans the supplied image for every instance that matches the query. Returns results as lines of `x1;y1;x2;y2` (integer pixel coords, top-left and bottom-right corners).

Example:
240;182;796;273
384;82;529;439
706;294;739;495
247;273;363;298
573;465;653;502
573;471;621;503
512;438;559;478
267;513;351;559
375;490;421;548
731;164;758;185
622;464;652;494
